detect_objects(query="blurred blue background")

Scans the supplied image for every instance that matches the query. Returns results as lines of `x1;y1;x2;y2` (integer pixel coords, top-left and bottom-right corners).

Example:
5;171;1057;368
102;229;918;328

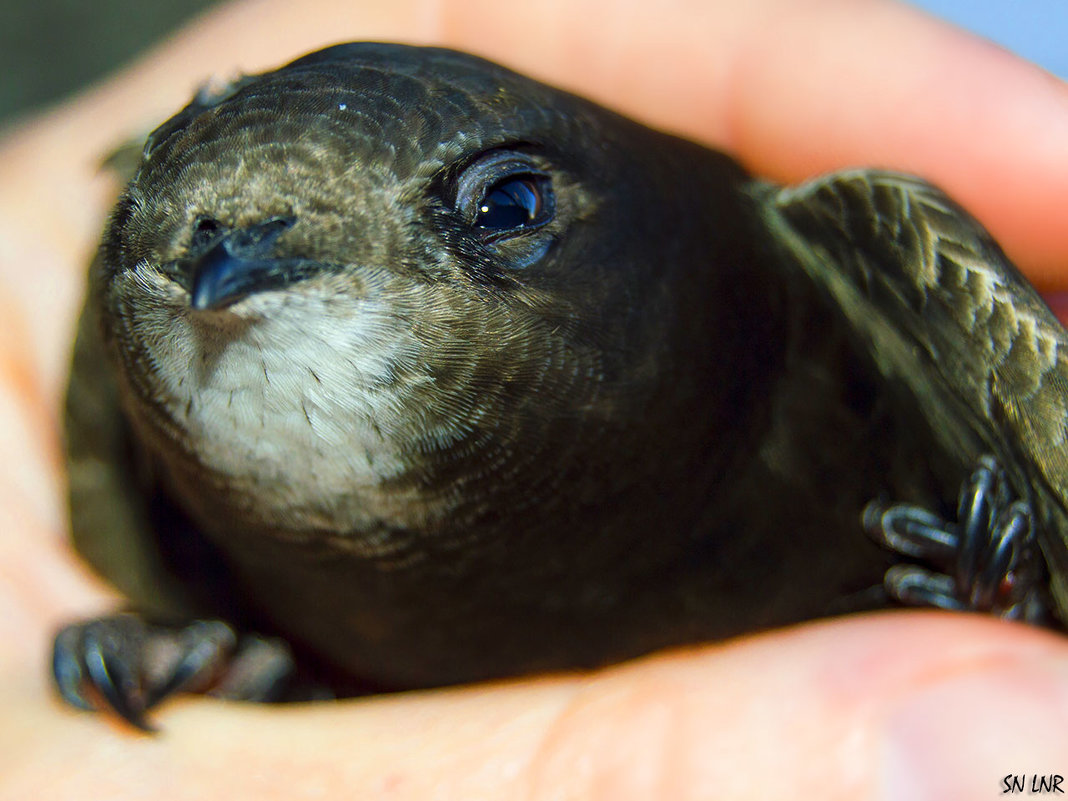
912;0;1068;79
0;0;1064;127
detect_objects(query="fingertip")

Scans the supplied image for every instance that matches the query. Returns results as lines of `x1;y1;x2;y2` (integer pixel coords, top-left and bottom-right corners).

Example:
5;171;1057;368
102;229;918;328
882;656;1068;800
726;0;1068;289
525;614;1068;800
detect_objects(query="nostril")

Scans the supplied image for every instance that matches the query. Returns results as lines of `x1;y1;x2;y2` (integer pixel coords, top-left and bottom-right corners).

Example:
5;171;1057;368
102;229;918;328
190;217;226;253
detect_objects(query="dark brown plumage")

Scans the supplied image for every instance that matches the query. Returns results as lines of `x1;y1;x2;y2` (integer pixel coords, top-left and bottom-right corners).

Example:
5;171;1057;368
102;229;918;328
55;42;1065;727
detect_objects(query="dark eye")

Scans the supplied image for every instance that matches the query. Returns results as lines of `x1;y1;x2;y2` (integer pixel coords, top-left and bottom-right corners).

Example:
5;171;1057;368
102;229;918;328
476;176;550;231
455;150;555;241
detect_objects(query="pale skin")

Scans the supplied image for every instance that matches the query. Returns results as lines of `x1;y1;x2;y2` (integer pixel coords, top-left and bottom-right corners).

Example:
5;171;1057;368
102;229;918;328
1;0;1067;798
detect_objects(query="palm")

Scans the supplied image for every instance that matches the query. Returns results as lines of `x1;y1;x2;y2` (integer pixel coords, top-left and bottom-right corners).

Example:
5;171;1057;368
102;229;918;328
1;1;1066;798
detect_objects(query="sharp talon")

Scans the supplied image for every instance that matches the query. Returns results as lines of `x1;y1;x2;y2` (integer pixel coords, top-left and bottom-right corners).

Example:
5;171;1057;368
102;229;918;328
956;478;990;589
144;621;237;709
971;514;1018;606
52;615;296;728
52;626;94;711
992;503;1037;606
82;625;154;732
885;565;966;611
863;501;957;562
866;455;1051;622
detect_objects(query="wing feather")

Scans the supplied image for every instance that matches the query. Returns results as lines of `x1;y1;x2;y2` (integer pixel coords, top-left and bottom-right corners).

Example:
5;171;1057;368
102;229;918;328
757;170;1068;616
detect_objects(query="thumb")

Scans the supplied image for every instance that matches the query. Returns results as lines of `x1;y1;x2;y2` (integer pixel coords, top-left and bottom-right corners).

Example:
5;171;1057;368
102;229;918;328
19;612;1061;801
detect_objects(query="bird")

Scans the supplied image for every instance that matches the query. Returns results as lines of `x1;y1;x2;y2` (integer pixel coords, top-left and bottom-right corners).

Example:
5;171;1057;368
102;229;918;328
52;42;1066;730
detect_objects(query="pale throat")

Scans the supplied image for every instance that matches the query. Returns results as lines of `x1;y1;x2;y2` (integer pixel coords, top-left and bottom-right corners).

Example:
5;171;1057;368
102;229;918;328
128;277;433;509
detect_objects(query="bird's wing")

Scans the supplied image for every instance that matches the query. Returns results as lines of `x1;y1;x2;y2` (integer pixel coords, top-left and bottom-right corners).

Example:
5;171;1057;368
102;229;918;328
755;169;1068;617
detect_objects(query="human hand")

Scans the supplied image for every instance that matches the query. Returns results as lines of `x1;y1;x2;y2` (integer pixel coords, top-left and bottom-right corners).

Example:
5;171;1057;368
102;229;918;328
1;1;1066;798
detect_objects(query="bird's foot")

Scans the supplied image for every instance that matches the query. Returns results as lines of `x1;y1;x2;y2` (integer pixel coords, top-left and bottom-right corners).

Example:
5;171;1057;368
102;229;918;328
52;613;294;732
863;455;1049;623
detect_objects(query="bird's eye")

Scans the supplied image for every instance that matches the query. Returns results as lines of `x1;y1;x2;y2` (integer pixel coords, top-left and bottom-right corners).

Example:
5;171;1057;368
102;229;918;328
475;175;551;231
455;150;555;241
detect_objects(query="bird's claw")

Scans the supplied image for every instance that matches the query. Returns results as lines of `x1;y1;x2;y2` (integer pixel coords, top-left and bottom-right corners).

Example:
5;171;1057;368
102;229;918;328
52;614;294;731
864;455;1049;623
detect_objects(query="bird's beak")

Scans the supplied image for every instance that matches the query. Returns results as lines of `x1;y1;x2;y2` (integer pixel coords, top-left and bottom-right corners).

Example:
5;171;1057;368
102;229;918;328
168;216;322;310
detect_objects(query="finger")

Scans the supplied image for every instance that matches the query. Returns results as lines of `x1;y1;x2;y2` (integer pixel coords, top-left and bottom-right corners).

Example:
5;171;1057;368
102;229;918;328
138;614;1068;800
439;0;1068;289
15;613;1068;800
11;0;1067;282
5;0;1066;399
723;0;1068;292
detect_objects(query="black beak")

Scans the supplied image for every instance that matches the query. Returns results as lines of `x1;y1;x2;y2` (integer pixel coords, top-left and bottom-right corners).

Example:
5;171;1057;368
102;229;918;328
168;216;322;311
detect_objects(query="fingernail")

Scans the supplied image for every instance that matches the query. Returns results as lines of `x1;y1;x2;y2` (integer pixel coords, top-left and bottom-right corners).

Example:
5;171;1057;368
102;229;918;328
882;657;1068;801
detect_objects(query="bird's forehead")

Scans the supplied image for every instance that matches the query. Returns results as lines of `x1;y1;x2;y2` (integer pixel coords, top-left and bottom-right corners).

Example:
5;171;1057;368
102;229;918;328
146;52;563;183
